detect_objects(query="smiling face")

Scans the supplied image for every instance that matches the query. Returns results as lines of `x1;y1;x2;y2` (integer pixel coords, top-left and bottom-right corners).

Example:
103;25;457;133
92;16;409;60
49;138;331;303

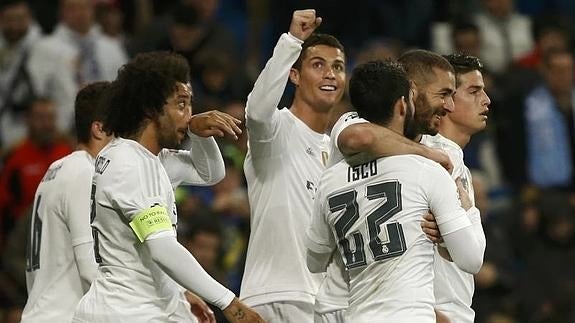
412;67;456;136
449;70;491;135
156;82;193;149
290;44;346;113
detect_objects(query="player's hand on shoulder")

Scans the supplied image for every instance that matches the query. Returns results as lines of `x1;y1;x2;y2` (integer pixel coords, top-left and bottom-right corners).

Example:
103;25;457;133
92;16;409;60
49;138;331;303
185;291;216;323
425;147;453;174
223;297;266;323
289;9;322;41
188;110;242;140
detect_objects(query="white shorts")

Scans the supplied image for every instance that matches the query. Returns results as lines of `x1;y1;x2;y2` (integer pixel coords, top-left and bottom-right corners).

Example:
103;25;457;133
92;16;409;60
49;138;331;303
314;309;346;323
252;301;314;323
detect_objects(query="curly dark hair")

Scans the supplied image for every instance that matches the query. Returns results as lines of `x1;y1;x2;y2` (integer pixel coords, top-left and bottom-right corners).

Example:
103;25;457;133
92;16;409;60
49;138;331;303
349;59;410;126
104;51;190;138
75;81;111;144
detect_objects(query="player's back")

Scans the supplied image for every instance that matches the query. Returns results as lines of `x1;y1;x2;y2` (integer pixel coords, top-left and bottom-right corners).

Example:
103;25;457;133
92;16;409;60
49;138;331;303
22;151;94;323
78;138;184;321
319;154;447;323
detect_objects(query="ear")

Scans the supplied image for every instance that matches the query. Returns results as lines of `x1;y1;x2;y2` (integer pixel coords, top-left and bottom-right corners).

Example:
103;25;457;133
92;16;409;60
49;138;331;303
289;68;300;86
396;96;407;117
91;121;106;140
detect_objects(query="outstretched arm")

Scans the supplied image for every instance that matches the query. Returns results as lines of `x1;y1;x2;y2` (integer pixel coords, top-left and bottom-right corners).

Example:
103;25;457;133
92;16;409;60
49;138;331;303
246;10;321;139
338;122;453;172
146;235;264;323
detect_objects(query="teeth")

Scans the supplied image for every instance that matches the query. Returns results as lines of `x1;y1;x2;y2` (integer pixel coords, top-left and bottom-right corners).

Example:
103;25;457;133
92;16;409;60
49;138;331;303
320;85;336;91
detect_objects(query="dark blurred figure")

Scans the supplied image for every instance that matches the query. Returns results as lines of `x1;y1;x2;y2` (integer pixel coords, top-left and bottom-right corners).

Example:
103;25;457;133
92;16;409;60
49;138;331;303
182;214;228;322
0;0;42;148
452;20;481;58
0;98;72;249
517;189;575;322
515;14;571;70
191;51;251;113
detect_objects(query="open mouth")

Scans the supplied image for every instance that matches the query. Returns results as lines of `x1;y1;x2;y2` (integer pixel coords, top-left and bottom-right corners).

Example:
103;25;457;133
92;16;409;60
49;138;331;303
319;85;337;92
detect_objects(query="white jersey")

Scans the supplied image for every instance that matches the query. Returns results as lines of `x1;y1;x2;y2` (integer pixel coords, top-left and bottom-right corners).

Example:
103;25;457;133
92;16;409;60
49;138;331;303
307;155;473;323
314;111;367;316
73;138;194;322
22;151;95;323
240;33;328;307
421;134;479;323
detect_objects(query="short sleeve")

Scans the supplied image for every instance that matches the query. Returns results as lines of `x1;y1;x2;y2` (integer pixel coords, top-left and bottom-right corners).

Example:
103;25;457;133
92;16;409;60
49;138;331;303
330;112;368;152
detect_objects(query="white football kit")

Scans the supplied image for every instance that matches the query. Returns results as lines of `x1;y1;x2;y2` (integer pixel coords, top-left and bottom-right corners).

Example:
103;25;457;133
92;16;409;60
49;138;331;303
306;155;482;323
313;111;365;323
240;33;328;320
421;134;486;323
73;137;234;323
22;133;226;323
22;151;97;323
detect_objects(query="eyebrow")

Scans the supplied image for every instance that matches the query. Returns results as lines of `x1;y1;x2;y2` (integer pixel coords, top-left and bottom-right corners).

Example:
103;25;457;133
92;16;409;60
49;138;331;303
309;56;345;64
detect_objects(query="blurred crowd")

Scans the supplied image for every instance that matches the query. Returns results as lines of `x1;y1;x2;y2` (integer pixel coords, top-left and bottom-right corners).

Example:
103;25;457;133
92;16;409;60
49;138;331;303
0;0;574;322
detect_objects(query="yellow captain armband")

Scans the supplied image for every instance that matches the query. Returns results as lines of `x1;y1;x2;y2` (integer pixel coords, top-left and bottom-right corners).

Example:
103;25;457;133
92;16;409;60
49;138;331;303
129;205;173;242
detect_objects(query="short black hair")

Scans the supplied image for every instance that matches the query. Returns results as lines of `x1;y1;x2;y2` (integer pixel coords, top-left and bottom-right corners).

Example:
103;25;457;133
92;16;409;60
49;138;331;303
349;60;410;126
444;53;483;85
398;49;454;89
104;51;190;138
292;33;345;70
75;81;111;144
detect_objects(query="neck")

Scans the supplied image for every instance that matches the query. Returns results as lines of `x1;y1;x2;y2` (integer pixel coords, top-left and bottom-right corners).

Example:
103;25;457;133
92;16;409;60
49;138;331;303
439;122;471;149
127;122;161;155
77;140;105;159
289;96;331;133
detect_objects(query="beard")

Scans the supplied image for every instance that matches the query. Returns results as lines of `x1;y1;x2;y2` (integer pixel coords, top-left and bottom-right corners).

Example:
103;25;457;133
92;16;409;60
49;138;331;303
411;94;443;137
156;117;184;150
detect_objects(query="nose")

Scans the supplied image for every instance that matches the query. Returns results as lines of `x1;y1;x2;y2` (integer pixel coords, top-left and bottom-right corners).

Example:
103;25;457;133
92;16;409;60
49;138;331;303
324;67;336;79
483;91;491;106
444;95;455;113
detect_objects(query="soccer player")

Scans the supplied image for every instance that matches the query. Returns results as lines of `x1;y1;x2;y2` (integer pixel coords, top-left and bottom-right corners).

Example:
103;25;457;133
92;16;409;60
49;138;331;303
420;53;490;323
240;10;454;322
21;82;114;323
72;52;263;323
306;60;483;322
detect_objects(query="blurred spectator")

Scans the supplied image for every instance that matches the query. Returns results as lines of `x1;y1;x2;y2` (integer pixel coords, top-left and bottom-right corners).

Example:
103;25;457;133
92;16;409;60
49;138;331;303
524;48;574;189
453;20;481;58
0;98;72;248
181;214;227;322
515;14;571;70
217;102;248;170
94;0;128;48
0;0;42;148
26;0;127;134
191;51;251;113
474;0;533;74
517;189;575;322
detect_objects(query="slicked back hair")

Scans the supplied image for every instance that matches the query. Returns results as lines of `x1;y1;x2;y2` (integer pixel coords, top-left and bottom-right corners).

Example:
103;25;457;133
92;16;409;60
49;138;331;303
349;59;411;126
292;33;345;70
444;53;483;85
104;51;190;138
398;49;454;90
75;81;111;144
